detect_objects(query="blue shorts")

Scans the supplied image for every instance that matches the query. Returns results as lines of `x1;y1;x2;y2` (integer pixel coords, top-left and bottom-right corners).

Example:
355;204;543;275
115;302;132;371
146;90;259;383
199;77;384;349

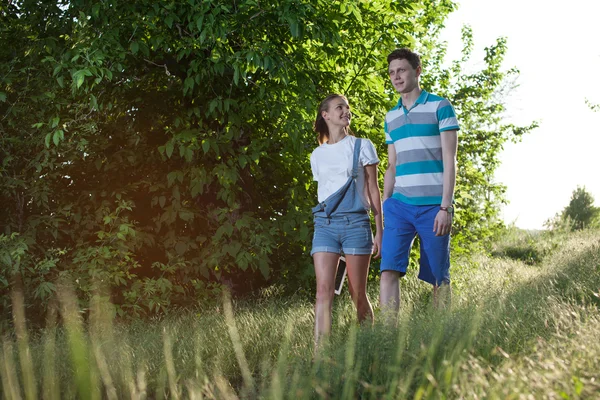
311;213;373;256
381;198;450;285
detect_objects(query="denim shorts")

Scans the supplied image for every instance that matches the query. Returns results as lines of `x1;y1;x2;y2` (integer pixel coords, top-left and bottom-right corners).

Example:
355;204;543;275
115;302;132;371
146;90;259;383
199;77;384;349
381;198;450;285
311;213;373;256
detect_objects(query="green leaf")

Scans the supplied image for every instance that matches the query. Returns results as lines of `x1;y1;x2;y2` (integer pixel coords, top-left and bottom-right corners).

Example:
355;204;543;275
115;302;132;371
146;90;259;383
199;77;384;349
175;242;187;255
0;92;6;102
202;140;210;154
45;133;51;148
167;171;177;186
90;94;98;110
259;259;270;278
191;183;203;197
178;210;194;221
159;196;166;208
165;141;174;158
351;7;363;23
196;16;204;32
130;41;139;54
165;15;174;29
184;77;194;94
0;253;11;267
74;71;85;88
289;20;299;37
184;148;193;162
233;66;239;85
209;99;218;114
52;130;62;146
226;241;241;257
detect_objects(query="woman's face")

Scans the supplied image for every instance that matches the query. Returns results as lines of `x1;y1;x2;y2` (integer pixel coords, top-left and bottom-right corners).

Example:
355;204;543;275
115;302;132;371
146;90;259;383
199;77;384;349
322;97;351;128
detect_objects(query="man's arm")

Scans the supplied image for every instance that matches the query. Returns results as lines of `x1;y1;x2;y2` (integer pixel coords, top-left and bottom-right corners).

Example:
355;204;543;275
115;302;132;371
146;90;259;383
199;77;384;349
433;129;458;236
383;144;396;202
440;130;458;207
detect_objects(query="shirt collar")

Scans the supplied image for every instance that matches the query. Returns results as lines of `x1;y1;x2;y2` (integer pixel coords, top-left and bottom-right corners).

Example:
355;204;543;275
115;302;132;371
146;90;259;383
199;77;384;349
396;90;430;109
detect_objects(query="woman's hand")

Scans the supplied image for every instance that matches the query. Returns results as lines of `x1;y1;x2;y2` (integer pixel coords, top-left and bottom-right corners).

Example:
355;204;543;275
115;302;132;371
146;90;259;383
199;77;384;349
372;231;382;258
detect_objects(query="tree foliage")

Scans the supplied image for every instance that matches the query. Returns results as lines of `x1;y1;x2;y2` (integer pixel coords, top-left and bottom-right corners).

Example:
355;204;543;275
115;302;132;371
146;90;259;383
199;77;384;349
0;0;535;317
562;187;599;231
585;98;599;112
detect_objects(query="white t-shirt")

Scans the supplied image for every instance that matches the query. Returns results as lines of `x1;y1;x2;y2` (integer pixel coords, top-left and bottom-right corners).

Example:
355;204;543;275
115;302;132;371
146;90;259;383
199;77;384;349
310;135;380;208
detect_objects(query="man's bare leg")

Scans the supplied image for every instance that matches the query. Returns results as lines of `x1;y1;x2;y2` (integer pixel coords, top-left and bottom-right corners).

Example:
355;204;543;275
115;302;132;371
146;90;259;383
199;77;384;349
379;270;401;324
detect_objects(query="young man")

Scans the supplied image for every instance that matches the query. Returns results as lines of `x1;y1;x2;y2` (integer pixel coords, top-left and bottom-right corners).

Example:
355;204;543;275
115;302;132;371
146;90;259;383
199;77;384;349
380;48;459;315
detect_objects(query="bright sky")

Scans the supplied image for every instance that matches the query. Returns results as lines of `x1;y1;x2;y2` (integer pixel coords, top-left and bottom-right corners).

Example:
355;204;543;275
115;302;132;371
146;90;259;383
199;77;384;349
441;0;600;230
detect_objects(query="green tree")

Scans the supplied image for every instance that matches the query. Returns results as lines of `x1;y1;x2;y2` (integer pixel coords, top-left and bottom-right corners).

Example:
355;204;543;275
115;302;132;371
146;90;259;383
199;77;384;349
562;186;599;231
0;0;535;317
420;26;538;254
585;98;599;112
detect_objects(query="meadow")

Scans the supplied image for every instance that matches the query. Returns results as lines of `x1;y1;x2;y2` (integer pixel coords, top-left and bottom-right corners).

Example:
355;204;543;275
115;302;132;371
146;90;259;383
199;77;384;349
1;228;599;399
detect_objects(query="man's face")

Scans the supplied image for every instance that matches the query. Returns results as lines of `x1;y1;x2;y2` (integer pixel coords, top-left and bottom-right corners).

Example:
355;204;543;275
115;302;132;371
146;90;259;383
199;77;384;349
388;58;421;94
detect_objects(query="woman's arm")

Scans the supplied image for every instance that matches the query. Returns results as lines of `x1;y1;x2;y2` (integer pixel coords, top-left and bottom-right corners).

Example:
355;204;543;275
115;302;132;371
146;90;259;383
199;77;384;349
365;163;383;258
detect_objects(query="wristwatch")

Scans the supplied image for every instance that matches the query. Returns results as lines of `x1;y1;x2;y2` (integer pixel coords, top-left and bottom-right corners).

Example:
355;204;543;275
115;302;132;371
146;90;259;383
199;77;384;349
440;205;454;216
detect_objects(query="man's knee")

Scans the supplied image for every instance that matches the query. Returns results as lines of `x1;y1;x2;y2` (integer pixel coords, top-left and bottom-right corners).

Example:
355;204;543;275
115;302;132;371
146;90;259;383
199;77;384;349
380;270;404;286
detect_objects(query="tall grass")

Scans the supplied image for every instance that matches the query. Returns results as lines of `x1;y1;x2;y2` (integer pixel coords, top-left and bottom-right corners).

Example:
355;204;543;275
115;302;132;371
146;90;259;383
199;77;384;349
1;229;599;399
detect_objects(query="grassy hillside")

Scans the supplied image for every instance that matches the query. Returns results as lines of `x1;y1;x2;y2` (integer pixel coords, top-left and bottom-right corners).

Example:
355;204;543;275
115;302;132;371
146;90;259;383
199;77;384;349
1;228;599;399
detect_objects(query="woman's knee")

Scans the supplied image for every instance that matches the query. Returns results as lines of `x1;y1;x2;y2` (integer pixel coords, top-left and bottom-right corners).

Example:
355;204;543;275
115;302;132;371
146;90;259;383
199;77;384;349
316;284;334;303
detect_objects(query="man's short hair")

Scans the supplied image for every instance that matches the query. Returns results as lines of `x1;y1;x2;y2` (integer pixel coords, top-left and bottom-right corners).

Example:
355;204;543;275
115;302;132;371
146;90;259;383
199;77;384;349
387;48;421;70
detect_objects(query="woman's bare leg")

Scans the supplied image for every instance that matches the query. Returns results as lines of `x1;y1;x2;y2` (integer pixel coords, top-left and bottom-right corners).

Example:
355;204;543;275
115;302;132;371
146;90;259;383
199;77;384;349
345;254;374;325
313;252;340;348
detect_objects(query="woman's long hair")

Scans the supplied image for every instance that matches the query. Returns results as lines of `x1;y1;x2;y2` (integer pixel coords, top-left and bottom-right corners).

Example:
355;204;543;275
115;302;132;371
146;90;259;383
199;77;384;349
314;94;350;145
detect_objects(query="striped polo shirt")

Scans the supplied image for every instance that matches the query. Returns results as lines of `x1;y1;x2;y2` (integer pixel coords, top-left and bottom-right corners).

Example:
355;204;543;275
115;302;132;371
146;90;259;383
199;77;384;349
384;90;459;205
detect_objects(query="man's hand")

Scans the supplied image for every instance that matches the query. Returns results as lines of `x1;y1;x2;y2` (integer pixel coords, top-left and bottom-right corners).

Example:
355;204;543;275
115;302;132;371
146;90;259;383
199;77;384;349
433;209;452;236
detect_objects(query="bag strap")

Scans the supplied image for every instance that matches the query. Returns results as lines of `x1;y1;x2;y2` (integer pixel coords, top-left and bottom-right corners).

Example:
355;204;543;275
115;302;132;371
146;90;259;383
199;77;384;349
351;138;361;178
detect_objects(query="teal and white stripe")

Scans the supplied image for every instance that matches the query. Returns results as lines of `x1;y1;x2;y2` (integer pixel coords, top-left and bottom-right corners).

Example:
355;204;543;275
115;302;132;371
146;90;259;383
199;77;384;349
384;90;459;206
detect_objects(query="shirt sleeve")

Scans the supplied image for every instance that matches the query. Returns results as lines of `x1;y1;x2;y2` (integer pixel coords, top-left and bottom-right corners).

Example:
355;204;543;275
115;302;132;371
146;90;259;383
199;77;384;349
310;151;319;181
360;139;380;166
437;98;460;133
384;119;393;144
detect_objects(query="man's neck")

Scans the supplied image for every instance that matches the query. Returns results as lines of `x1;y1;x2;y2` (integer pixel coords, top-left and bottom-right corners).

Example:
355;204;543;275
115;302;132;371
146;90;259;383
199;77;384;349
401;87;422;110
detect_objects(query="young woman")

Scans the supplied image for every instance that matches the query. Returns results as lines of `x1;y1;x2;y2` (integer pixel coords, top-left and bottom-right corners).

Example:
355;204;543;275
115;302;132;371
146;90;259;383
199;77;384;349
310;94;383;348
